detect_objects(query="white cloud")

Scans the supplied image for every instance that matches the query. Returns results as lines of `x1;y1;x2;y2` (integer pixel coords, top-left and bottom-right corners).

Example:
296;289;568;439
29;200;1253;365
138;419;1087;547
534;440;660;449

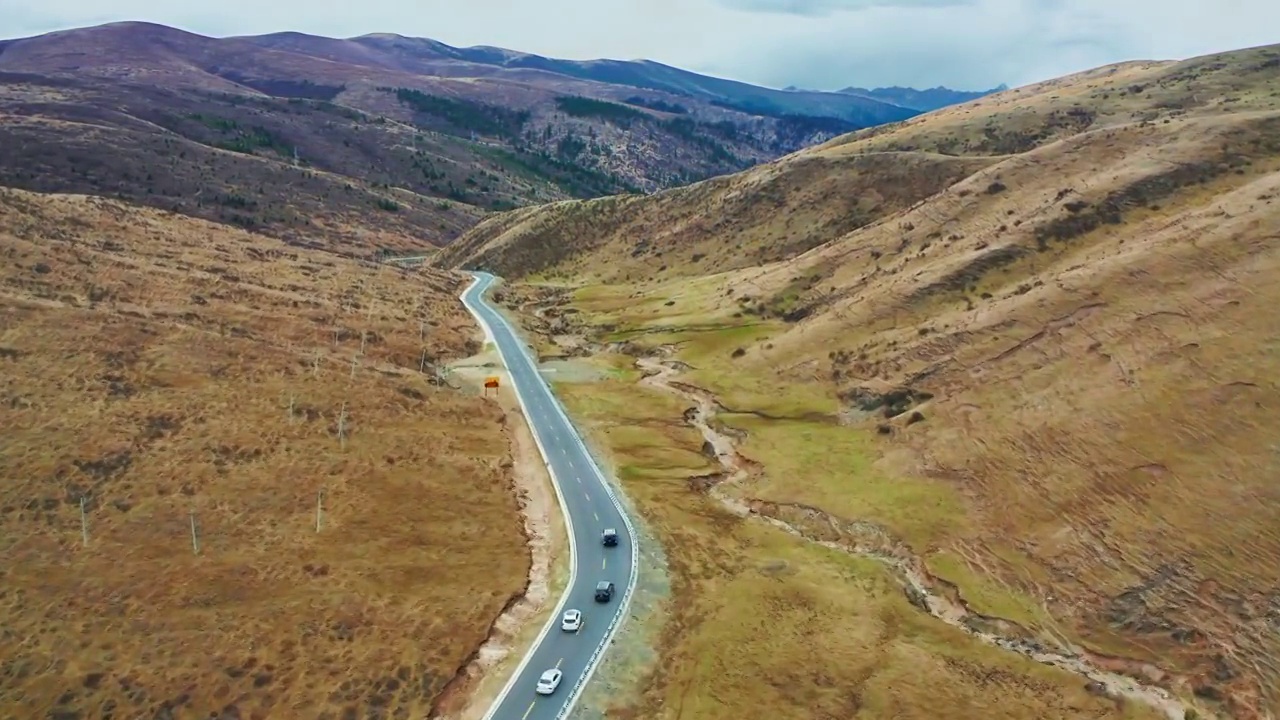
0;0;1274;91
716;0;974;16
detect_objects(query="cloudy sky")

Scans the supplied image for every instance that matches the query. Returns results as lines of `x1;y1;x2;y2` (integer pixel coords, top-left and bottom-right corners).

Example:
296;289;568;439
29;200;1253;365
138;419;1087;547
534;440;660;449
0;0;1273;91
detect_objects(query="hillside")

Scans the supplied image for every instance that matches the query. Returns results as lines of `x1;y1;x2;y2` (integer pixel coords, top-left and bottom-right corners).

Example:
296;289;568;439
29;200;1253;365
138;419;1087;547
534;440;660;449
0;22;918;255
0;186;529;719
441;42;1280;720
444;44;1280;284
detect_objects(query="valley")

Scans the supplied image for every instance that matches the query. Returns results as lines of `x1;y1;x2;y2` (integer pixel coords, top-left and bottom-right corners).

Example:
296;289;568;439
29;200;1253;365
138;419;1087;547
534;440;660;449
444;42;1280;720
2;14;1277;720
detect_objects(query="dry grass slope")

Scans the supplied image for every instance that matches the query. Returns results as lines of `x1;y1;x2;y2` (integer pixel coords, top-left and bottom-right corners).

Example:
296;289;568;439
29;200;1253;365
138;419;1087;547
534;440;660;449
0;188;528;720
438;151;991;284
0;74;492;256
443;43;1280;285
466;42;1280;720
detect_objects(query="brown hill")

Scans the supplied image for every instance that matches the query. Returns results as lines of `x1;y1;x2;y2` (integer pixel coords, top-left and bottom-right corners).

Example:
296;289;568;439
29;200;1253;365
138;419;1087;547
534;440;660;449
443;43;1280;283
0;71;491;256
441;43;1280;719
0;185;527;719
0;21;917;255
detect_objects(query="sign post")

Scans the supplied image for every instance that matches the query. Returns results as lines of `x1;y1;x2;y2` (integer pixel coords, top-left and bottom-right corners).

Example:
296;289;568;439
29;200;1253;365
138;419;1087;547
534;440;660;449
483;376;500;397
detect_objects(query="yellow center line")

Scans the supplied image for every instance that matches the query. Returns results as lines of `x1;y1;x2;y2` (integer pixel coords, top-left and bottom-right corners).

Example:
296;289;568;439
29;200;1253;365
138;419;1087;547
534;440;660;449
523;701;536;720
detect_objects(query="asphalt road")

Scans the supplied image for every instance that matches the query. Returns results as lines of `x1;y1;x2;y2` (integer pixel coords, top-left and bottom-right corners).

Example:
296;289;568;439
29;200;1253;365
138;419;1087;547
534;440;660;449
460;272;638;720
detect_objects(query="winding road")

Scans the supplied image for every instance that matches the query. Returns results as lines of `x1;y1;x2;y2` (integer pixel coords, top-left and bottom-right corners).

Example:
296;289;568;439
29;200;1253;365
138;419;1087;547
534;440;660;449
460;272;639;720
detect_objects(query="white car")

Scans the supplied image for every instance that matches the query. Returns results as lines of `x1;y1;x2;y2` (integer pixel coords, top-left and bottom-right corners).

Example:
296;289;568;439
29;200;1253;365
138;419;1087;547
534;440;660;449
535;668;563;695
561;608;583;632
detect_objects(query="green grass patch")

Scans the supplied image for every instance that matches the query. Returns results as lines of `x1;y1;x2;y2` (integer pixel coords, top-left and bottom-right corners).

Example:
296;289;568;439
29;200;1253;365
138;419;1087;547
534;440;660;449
926;550;1055;630
571;283;632;306
675;323;777;362
578;352;645;382
555;377;716;481
572;277;741;329
723;414;970;548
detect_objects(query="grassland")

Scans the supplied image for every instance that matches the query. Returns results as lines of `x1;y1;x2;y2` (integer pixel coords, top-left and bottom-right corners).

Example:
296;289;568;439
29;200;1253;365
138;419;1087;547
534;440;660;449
454;42;1280;720
553;156;1280;716
551;359;1163;720
0;187;528;719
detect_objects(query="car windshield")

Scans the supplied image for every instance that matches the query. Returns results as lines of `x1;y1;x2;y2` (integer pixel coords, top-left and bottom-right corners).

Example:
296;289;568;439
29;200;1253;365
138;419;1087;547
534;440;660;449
597;582;609;590
565;611;578;619
541;670;557;681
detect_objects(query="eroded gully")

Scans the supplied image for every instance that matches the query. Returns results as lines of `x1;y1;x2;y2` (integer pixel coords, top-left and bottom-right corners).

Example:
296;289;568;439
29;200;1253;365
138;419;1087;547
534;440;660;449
634;354;1197;720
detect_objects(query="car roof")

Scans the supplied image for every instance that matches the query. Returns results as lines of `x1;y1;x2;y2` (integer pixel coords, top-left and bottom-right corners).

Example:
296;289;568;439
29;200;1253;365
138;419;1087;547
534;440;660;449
564;608;580;616
596;580;611;588
540;668;560;679
603;528;617;533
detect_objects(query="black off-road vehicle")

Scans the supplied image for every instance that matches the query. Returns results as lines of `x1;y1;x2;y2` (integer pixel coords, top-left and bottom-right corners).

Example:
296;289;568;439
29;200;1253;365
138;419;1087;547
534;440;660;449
594;581;615;603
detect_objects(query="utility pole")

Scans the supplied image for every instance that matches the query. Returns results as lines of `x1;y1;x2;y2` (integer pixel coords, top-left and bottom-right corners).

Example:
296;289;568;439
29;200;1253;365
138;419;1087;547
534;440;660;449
80;497;89;546
337;402;348;450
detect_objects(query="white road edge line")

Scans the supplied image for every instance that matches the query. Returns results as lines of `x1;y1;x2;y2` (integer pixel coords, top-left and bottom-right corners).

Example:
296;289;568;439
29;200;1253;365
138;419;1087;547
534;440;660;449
463;274;580;720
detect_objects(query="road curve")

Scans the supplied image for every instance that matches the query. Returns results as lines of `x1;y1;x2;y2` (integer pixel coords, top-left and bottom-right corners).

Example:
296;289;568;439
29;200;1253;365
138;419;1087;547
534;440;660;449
460;272;639;720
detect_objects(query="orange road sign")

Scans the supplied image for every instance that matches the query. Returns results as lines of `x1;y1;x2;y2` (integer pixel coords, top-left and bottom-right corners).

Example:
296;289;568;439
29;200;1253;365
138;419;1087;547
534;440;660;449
484;376;500;389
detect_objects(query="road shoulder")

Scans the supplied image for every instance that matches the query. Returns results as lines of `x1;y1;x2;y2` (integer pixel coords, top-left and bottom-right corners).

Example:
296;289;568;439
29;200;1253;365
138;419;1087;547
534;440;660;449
434;345;571;720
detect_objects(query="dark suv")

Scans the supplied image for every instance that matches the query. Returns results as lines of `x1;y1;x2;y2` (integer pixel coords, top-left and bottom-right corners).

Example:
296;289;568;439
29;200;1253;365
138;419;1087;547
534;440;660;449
601;528;618;547
594;581;615;603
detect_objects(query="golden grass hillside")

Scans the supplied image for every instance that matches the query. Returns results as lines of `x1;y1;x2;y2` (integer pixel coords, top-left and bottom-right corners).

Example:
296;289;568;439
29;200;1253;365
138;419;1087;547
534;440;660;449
439;43;1280;289
0;187;528;719
465;42;1280;720
573;109;1280;717
436;149;991;285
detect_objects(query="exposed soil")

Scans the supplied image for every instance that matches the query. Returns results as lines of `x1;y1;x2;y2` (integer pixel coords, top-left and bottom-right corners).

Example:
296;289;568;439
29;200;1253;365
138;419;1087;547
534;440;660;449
634;351;1201;720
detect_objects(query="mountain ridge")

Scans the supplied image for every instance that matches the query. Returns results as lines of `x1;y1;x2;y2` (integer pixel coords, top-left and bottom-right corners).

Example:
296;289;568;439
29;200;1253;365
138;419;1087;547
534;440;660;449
838;83;1009;111
0;20;923;257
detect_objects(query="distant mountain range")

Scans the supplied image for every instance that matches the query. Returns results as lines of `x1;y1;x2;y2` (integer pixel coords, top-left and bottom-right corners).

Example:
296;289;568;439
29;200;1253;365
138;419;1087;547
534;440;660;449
0;21;1004;255
783;83;1008;112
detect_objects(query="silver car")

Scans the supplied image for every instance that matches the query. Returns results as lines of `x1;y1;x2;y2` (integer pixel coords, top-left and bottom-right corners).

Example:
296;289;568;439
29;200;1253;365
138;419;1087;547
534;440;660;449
561;608;583;632
535;668;563;695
